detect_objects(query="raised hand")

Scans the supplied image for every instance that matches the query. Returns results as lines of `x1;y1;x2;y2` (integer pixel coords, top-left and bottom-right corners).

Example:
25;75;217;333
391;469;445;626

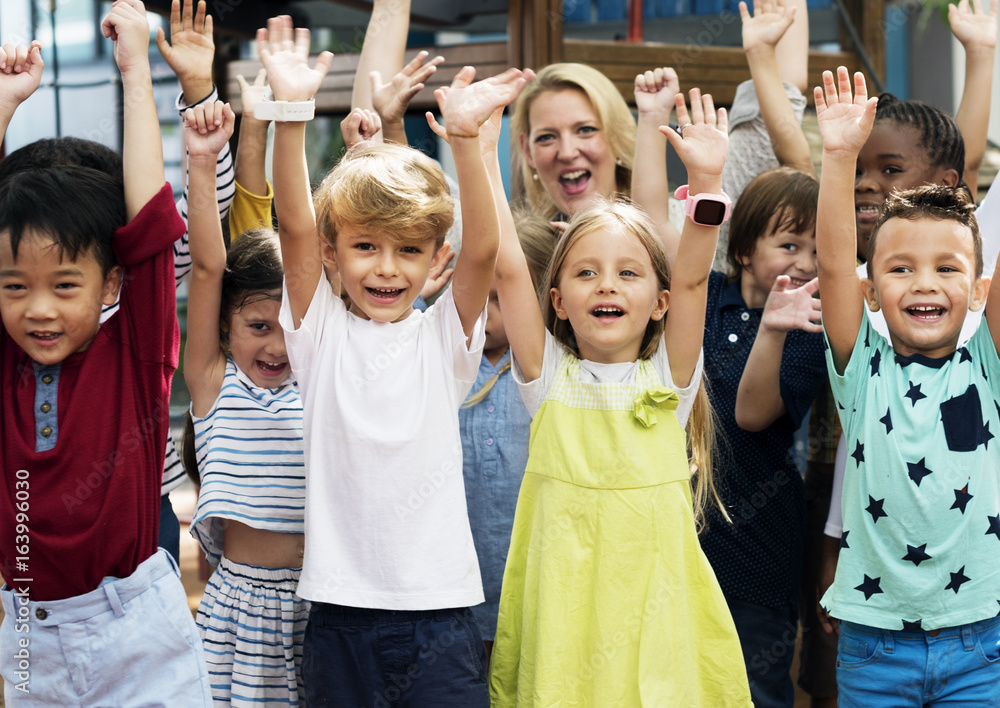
256;15;334;102
814;67;877;156
101;0;152;75
659;88;729;179
420;241;455;301
236;68;269;124
739;0;796;52
0;41;44;114
426;66;529;143
634;67;679;121
761;276;822;334
184;100;235;158
371;51;444;126
340;107;382;148
155;0;214;101
949;0;998;50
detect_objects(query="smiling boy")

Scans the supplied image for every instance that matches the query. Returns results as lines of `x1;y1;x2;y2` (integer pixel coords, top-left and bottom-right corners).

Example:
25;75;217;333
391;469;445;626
815;67;1000;706
0;2;211;704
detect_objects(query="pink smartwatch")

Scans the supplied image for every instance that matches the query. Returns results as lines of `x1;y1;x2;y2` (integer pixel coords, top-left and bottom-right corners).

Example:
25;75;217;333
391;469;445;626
674;185;732;227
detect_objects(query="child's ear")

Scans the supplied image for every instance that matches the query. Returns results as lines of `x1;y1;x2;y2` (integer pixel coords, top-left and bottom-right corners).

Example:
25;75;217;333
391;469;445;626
860;277;880;312
428;241;451;274
549;287;569;320
970;276;990;312
937;167;960;188
320;238;339;272
650;288;670;321
100;266;123;306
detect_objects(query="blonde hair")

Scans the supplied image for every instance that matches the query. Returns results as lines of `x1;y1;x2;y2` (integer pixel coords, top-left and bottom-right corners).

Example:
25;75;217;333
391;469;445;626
543;199;723;529
511;63;636;219
513;207;557;290
315;142;454;248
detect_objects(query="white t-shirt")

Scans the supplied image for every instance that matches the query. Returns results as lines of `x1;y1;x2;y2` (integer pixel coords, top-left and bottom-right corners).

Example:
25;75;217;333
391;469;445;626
279;276;487;610
514;330;702;428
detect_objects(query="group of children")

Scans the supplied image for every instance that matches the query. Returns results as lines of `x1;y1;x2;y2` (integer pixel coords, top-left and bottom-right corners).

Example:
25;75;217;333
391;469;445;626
1;0;999;706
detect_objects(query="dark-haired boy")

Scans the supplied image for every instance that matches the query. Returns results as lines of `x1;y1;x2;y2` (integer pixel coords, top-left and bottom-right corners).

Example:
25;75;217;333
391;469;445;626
816;67;1000;706
0;3;211;704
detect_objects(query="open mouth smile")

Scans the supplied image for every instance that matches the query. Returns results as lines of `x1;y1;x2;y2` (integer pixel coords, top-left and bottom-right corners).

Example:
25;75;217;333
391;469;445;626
559;169;591;195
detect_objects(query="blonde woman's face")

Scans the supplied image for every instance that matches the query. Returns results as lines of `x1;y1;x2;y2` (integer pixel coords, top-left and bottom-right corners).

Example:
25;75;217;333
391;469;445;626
521;88;618;218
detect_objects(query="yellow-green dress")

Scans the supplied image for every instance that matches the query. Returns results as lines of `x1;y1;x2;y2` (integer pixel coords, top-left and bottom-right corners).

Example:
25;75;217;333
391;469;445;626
489;352;751;707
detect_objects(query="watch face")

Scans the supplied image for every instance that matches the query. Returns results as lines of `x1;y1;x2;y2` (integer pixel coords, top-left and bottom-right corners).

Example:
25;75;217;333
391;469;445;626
693;199;726;226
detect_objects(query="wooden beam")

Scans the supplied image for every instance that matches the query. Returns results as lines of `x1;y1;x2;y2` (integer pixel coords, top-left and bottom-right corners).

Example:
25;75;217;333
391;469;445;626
508;0;564;69
838;0;885;86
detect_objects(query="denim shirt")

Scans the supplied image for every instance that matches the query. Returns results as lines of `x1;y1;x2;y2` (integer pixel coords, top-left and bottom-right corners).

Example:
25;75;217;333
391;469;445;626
459;349;531;640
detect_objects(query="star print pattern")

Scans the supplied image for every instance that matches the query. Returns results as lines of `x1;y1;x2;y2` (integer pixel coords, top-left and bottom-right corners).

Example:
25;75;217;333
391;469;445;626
986;515;1000;541
907;458;933;487
820;316;1000;630
902;543;932;566
866;496;887;524
856;575;883;601
945;567;970;594
905;381;926;406
951;485;973;514
880;407;893;434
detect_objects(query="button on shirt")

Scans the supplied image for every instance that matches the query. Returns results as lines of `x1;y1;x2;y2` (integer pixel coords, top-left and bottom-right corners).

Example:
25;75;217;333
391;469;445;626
699;271;827;609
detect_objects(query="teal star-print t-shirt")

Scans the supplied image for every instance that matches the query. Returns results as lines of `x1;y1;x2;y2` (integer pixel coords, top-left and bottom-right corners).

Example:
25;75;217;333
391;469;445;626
822;311;1000;630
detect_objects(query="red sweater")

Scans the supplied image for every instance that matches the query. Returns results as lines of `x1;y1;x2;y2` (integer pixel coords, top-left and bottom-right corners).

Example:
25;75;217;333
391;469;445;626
1;185;182;601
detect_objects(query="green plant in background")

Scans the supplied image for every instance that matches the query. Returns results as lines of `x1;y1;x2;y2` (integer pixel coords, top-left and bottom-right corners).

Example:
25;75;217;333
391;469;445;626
918;0;959;32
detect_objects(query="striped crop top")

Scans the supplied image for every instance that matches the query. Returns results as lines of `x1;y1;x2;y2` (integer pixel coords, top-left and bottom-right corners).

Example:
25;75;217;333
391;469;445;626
191;359;306;566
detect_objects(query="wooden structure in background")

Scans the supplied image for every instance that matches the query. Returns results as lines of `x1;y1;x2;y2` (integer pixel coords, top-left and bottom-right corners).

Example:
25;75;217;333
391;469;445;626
225;0;884;113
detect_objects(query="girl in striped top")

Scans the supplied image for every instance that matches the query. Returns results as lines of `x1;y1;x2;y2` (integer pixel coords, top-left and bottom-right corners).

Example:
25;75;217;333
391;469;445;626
182;101;307;706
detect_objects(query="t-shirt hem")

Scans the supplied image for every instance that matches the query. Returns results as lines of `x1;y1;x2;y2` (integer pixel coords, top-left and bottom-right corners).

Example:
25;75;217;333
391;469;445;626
831;603;1000;631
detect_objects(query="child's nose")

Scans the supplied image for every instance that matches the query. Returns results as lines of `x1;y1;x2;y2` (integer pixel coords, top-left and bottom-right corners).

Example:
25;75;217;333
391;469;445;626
374;251;397;276
855;168;879;193
25;293;57;320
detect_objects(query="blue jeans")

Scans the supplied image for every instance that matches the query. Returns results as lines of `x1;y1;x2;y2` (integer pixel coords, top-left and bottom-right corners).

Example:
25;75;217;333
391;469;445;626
303;603;488;708
838;616;1000;707
726;596;798;708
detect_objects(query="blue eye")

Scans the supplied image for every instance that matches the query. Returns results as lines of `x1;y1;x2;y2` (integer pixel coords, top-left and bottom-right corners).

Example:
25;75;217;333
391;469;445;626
620;269;637;277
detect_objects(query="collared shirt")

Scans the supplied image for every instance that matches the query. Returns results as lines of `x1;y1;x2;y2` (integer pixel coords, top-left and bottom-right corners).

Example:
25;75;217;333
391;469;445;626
699;271;827;609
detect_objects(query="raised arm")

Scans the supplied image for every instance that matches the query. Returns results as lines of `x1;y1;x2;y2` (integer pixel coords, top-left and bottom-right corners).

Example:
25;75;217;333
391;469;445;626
632;67;684;261
156;0;214;104
949;0;997;200
183;101;235;416
234;69;271;200
740;0;814;175
428;67;528;339
480;104;547;381
103;0;162;220
258;15;333;327
0;41;44;145
815;68;877;372
351;0;411;143
735;275;821;430
660;90;729;387
372;51;444;145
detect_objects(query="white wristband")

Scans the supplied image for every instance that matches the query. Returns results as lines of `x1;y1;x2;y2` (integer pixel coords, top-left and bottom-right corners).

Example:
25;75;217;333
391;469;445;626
254;88;315;122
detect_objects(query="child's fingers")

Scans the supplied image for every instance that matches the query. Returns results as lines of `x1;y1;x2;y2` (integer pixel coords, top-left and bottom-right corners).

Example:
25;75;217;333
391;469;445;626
802;276;821;296
772;274;791;292
168;0;181;32
821;69;838;109
194;0;207;31
181;0;194;29
12;43;29;72
688;87;704;124
313;50;335;81
401;50;429;75
450;65;476;90
193;104;209;133
425;111;448;141
203;12;213;37
293;27;310;57
738;1;750;22
701;92;717;126
673;92;690;126
255;27;271;65
236;74;249;92
836;66;852;102
253;67;267;86
717;106;728;133
852;70;868;105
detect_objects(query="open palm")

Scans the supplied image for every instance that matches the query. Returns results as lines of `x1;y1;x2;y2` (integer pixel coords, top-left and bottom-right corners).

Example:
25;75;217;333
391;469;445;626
815;67;877;156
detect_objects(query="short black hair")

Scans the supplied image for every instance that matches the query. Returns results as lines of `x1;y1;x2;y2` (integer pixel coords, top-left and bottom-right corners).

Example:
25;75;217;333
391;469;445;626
867;184;981;278
874;94;966;189
0;166;125;276
0;137;123;188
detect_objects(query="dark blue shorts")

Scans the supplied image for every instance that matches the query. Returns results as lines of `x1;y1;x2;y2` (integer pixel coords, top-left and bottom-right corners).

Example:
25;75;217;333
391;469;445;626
303;603;488;708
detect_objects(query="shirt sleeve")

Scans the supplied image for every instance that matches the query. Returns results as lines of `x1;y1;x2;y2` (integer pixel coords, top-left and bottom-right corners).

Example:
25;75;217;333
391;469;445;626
425;287;486;386
649;336;704;429
115;183;184;366
229;179;273;239
513;331;566;417
824;311;876;419
279;273;343;379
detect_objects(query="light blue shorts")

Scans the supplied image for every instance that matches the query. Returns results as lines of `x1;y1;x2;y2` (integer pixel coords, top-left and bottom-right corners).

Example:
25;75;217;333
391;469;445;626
0;549;212;707
837;615;1000;707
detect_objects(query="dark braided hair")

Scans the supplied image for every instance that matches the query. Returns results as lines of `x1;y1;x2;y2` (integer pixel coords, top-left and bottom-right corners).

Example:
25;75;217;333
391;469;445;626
874;93;966;191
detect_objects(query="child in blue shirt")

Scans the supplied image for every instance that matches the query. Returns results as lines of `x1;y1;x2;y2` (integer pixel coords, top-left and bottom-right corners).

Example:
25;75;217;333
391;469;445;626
815;67;1000;706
